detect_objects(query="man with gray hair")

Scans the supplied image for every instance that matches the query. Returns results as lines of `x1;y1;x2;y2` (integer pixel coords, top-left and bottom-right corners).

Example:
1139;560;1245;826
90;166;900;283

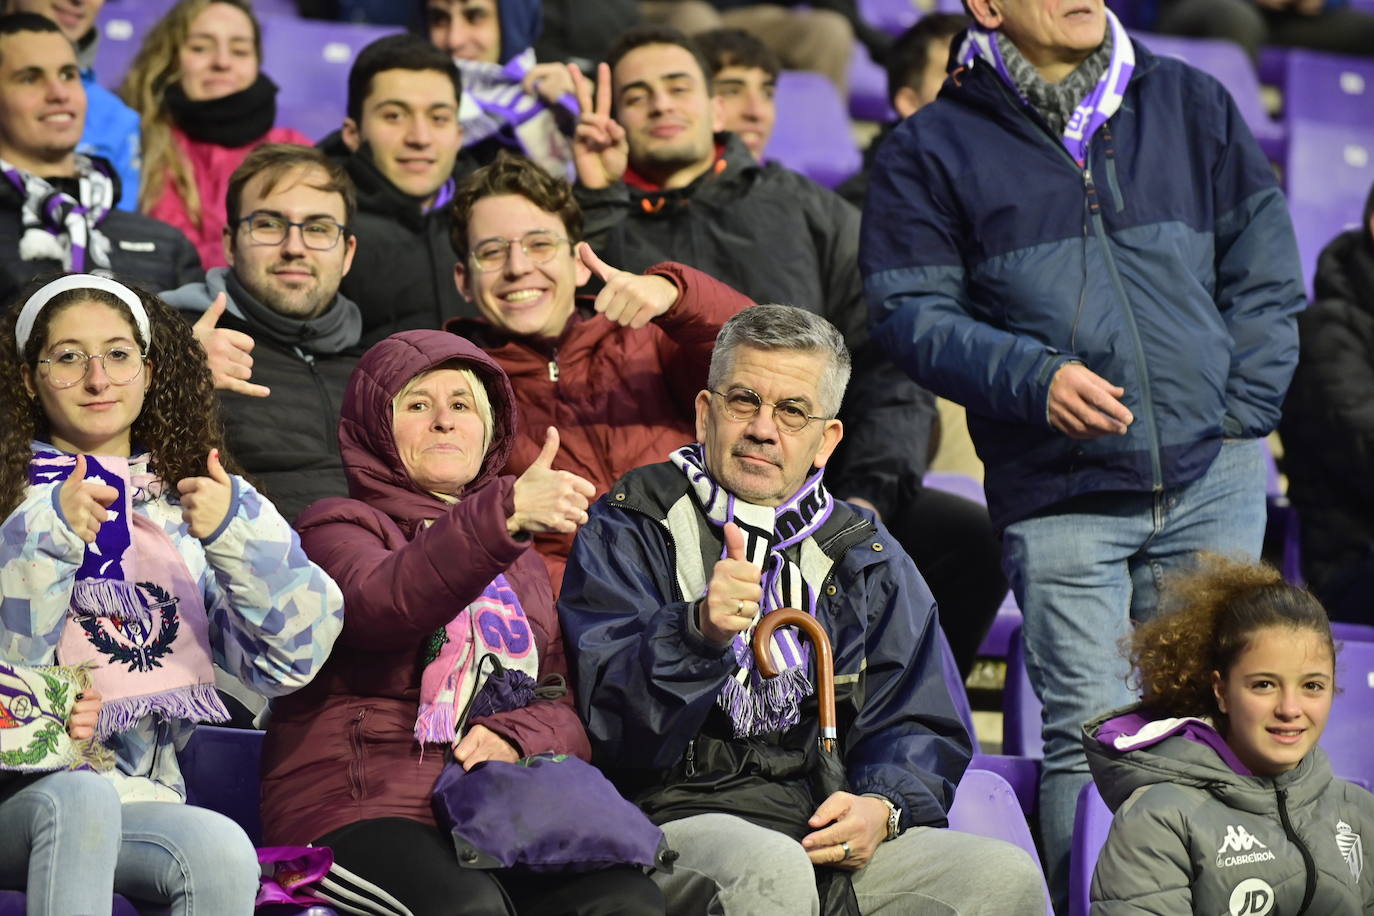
558;304;1045;915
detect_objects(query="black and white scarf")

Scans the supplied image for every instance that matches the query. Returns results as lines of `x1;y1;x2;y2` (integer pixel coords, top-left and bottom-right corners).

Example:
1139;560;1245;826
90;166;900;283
1;154;114;273
668;444;838;736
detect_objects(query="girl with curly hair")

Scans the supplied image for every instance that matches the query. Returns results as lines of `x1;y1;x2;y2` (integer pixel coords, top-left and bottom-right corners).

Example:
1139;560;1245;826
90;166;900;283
1083;554;1374;914
0;274;343;915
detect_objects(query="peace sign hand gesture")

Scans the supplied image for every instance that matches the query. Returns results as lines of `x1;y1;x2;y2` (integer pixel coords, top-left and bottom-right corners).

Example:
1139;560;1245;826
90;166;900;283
570;62;628;190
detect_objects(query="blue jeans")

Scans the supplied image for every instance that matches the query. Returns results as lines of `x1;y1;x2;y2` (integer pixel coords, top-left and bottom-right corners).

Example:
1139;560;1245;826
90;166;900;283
0;773;259;916
1001;438;1266;912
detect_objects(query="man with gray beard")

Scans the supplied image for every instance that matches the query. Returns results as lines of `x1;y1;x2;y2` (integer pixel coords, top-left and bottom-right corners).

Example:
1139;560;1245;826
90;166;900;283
165;142;363;523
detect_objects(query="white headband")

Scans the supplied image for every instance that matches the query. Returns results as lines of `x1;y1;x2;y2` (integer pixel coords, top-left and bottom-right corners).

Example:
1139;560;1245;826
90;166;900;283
15;274;151;353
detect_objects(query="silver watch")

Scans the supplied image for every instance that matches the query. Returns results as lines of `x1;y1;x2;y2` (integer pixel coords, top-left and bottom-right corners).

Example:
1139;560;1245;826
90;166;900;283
865;794;902;841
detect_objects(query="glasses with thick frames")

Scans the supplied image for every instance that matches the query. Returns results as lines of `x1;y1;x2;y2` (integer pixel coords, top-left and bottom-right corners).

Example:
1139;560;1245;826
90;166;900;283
38;346;146;388
470;231;570;272
709;388;831;433
236;212;350;250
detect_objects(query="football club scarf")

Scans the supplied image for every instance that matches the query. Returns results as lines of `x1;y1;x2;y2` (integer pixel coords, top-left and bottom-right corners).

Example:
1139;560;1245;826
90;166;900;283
0;659;114;773
1;154;115;273
670;443;837;737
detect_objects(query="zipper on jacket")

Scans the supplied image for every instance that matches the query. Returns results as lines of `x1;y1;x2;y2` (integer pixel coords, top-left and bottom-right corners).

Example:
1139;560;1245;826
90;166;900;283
295;347;336;458
348;708;369;800
1275;786;1317;916
684;737;697;777
548;346;560;382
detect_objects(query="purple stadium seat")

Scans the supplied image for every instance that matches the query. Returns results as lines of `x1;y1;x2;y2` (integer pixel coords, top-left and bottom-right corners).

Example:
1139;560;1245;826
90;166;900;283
1129;32;1286;162
259;16;397;144
1068;781;1113;916
849;42;895;122
857;0;920;37
1333;621;1374;643
948;769;1053;915
923;470;985;505
765;70;862;189
1002;623;1044;759
1280;49;1374;128
941;629;980;750
177;725;266;844
1285;119;1374;292
1324;638;1374;789
970;752;1042;821
94;1;177;90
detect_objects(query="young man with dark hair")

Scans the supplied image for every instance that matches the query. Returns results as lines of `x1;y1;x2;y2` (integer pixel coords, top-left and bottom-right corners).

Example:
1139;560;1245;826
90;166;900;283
166;142;361;523
0;12;199;308
321;32;475;345
696;27;778;160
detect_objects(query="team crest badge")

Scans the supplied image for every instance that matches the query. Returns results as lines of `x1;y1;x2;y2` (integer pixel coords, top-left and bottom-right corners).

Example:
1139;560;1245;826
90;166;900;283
78;582;180;673
1336;820;1363;883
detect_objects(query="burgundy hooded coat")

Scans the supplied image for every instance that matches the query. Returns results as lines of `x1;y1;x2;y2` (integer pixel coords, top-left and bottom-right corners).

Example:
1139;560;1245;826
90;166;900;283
260;330;589;847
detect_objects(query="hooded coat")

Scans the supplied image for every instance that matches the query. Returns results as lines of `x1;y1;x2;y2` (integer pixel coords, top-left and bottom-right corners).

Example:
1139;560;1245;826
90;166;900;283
1084;707;1374;915
260;330;588;847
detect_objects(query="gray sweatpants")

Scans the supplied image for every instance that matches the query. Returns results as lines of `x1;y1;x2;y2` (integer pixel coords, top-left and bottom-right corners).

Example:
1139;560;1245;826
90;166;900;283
656;813;1047;915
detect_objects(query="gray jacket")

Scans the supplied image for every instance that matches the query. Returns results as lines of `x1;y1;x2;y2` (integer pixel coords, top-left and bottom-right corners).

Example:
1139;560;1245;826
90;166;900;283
1084;707;1374;915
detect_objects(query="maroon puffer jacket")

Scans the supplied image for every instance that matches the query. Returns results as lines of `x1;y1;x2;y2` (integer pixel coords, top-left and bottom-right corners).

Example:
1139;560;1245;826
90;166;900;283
260;330;589;847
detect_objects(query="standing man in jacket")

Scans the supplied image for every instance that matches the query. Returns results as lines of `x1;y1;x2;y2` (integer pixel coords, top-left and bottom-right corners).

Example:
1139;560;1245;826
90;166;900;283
860;1;1305;905
167;142;361;524
321;33;477;346
559;304;1046;915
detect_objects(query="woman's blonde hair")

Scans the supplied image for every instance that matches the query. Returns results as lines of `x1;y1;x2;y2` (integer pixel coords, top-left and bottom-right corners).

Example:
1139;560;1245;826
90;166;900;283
117;0;262;224
392;364;494;459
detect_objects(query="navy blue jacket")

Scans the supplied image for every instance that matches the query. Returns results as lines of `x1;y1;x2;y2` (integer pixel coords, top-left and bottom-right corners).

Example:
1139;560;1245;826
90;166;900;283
861;40;1304;528
557;461;973;830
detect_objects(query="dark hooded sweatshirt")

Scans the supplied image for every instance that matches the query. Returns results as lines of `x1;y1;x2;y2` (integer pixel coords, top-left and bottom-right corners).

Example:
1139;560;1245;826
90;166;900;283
261;330;588;846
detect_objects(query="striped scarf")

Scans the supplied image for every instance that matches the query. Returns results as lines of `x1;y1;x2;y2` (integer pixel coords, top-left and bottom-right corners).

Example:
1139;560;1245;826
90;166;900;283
669;444;837;737
1;154;114;273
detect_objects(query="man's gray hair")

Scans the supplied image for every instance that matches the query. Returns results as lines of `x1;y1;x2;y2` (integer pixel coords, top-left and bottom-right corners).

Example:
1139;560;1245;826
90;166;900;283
708;304;852;416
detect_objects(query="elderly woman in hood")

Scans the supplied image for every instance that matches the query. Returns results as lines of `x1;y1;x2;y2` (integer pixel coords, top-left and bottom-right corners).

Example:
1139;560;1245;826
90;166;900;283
259;330;663;916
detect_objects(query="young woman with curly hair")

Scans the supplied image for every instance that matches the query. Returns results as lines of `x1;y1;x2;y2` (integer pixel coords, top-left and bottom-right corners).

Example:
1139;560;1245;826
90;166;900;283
117;0;310;269
0;274;342;915
1083;554;1374;914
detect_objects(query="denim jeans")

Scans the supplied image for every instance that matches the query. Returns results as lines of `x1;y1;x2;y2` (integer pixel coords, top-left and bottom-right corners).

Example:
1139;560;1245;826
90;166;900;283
1001;438;1266;912
0;772;260;916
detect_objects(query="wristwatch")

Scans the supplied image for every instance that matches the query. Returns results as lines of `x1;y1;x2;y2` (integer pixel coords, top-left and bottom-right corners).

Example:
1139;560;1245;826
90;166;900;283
864;794;902;841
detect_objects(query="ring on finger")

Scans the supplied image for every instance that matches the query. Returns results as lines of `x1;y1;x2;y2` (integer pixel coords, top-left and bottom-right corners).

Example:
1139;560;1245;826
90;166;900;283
839;841;852;860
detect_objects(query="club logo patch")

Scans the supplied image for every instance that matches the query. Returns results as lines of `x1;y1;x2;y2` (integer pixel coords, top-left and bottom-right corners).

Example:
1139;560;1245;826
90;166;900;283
1228;877;1274;916
78;582;180;672
1336;820;1363;883
1217;825;1276;868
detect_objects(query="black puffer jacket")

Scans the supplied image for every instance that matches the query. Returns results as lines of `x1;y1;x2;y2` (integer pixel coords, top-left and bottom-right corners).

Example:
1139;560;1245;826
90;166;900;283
318;133;478;346
0;158;201;309
576;133;936;517
1279;224;1374;598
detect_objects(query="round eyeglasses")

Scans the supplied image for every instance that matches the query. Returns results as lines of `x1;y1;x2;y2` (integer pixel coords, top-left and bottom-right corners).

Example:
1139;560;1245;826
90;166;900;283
708;388;831;433
236;212;349;250
470;231;570;272
38;346;146;388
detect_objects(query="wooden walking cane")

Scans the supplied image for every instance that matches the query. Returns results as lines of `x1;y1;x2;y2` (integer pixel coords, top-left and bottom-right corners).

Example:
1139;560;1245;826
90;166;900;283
752;608;837;752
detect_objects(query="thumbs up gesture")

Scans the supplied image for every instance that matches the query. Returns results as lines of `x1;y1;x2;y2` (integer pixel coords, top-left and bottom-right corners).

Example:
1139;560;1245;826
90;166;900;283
578;242;680;330
176;449;234;539
700;522;764;646
59;454;119;544
507;427;597;536
191;292;270;398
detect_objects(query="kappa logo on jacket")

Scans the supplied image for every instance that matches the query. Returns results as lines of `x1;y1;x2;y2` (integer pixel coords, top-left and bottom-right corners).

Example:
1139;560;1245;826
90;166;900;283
1216;825;1277;868
1336;820;1363;883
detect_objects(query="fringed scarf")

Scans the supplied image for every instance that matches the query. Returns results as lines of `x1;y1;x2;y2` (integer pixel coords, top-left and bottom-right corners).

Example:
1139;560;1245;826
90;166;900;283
669;444;838;737
0;659;114;773
1;154;115;272
958;10;1134;165
454;48;577;179
30;449;229;740
414;574;540;744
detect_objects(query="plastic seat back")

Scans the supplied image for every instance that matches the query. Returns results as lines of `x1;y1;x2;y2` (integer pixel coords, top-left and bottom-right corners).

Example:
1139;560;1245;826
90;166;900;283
948;769;1053;915
1068;781;1114;916
765;71;861;189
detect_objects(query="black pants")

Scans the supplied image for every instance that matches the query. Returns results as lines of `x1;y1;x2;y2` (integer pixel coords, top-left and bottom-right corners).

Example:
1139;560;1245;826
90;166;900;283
885;486;1008;679
315;817;665;916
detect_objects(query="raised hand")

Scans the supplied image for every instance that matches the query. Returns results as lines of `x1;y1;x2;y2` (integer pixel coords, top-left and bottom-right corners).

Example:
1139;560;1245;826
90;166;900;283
452;723;521;770
522;61;577;107
67;688;102;740
176;449;234;539
1047;362;1133;439
191;292;270;398
578;242;679;329
507;427;597;536
59;454;119;544
569;62;628;190
699;522;764;646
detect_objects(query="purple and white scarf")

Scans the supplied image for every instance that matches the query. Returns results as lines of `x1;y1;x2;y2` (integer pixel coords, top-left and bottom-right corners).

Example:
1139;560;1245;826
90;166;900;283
1;154;115;273
30;449;229;740
958;10;1134;165
669;444;837;737
454;48;577;179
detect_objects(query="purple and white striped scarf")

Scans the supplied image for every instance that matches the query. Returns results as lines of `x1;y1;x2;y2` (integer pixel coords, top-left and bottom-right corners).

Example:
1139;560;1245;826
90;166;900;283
958;10;1134;166
670;444;836;737
454;48;578;179
1;155;115;273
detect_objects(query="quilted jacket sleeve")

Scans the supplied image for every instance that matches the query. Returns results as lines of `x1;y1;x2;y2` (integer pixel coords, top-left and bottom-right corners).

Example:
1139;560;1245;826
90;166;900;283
0;483;85;664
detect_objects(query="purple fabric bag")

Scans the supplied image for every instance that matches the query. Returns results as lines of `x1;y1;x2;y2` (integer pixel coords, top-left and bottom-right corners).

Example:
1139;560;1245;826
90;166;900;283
255;846;333;907
431;753;675;874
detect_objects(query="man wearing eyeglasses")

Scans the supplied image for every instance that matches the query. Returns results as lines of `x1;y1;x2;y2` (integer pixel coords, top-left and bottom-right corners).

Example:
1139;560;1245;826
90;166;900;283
165;142;362;525
446;152;752;591
558;303;1046;916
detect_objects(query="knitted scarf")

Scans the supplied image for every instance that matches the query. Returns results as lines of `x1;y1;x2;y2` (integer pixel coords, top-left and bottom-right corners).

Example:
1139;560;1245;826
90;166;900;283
454;48;576;179
414;573;540;744
1;154;115;272
30;449;229;740
0;659;114;773
958;10;1134;165
669;443;838;737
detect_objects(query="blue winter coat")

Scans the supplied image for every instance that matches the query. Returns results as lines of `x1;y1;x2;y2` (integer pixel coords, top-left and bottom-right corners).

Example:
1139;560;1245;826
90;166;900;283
78;71;141;213
557;461;973;830
861;39;1304;529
